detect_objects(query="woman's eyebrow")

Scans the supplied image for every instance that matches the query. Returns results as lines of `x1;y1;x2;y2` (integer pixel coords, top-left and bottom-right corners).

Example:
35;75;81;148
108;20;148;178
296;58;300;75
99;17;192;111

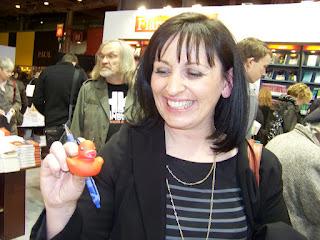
155;59;170;65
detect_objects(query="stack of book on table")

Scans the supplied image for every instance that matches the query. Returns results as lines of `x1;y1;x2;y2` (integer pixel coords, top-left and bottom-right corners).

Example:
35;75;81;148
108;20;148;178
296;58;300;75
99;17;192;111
0;136;41;173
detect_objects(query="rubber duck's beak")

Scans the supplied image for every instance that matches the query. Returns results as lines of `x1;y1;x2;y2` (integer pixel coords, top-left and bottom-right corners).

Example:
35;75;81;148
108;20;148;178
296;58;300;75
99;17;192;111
84;149;97;159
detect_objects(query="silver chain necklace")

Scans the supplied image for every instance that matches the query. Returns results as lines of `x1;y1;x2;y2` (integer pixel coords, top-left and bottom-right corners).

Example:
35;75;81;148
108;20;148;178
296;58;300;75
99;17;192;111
166;158;216;240
166;159;215;186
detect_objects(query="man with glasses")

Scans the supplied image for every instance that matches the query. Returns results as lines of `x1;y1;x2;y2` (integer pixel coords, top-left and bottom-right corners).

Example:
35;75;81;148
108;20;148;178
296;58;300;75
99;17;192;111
70;40;136;151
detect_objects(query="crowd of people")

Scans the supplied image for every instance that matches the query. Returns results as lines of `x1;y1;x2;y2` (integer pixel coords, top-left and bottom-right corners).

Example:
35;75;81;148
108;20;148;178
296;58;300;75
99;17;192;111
0;11;319;240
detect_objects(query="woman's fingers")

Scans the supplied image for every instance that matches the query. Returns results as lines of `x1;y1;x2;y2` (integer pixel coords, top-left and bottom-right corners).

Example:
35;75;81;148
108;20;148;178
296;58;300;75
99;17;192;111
50;141;69;172
64;142;78;157
41;153;62;178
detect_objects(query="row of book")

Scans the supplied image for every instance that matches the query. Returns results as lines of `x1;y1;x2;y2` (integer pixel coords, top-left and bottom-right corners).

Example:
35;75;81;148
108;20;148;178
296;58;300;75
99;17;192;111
264;70;320;84
271;53;300;65
261;83;287;97
271;53;320;67
302;71;320;84
264;70;298;82
0;136;41;173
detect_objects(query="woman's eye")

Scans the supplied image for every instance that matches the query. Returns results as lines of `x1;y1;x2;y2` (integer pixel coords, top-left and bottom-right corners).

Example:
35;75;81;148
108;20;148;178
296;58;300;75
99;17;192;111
186;69;204;78
154;68;170;75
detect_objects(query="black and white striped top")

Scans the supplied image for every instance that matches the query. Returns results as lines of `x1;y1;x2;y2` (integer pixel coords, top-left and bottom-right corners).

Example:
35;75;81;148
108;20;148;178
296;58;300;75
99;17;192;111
165;154;248;240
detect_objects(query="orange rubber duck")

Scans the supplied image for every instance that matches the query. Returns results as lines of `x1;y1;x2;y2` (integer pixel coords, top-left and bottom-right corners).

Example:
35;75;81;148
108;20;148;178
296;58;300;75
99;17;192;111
66;140;104;177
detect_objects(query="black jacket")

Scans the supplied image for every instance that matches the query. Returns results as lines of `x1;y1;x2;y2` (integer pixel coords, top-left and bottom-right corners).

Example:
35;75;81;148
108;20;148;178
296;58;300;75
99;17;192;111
33;62;87;127
31;123;292;240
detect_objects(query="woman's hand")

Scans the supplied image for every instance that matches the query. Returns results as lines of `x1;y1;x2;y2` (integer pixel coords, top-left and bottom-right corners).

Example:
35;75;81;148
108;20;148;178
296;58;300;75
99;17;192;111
0;109;5;115
41;141;86;238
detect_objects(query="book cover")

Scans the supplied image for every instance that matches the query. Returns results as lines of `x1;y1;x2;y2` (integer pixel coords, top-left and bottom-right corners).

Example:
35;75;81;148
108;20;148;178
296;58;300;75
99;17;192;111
306;55;318;66
272;52;287;64
273;70;286;81
265;70;273;79
312;88;319;100
314;72;320;84
288;71;297;81
275;73;286;81
287;54;299;65
302;71;313;83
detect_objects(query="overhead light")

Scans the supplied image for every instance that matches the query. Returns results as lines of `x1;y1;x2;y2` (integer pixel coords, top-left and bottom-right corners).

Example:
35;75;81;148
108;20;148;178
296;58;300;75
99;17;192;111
76;41;82;44
137;5;146;10
44;1;49;5
77;0;82;2
15;4;21;9
191;4;202;8
40;20;44;24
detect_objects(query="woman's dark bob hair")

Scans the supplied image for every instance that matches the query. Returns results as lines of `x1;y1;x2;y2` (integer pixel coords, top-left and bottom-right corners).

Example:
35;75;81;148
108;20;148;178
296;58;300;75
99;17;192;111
134;12;248;152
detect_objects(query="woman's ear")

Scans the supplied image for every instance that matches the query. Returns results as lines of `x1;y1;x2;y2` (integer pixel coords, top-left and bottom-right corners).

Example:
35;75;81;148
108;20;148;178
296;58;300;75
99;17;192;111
221;68;233;98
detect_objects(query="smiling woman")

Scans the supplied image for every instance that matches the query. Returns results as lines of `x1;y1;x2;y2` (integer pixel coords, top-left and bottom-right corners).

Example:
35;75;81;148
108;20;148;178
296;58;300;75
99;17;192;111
151;36;231;135
31;12;305;240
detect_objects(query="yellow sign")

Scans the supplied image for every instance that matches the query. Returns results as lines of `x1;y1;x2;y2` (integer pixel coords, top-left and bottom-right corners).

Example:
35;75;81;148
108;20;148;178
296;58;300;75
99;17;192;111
135;15;170;32
135;13;218;33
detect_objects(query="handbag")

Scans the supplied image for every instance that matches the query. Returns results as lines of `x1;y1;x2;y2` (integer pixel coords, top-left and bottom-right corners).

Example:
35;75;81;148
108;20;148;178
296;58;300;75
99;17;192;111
247;139;262;186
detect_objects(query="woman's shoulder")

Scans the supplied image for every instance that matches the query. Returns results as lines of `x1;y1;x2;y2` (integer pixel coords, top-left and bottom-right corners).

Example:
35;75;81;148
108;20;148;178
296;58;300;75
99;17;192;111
99;124;159;159
238;140;281;174
261;147;281;170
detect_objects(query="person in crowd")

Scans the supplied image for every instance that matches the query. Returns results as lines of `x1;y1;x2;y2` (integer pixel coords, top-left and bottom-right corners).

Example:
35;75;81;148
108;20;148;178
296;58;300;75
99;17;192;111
0;57;21;135
275;82;312;133
308;97;320;114
31;13;306;240
237;38;272;138
33;53;87;148
27;69;42;107
255;87;274;144
266;107;320;240
11;71;28;126
70;39;136;151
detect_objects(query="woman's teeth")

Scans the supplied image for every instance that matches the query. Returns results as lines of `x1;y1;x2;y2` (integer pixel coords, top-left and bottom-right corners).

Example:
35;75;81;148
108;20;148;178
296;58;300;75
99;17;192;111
167;100;193;109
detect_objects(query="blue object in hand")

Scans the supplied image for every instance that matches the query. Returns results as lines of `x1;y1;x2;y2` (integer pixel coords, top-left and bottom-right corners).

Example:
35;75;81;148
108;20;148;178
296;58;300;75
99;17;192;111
63;124;101;208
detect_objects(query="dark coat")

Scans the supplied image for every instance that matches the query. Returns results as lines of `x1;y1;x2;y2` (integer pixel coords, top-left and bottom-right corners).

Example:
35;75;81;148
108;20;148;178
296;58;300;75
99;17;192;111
33;62;87;128
275;95;302;133
256;105;274;145
31;123;293;240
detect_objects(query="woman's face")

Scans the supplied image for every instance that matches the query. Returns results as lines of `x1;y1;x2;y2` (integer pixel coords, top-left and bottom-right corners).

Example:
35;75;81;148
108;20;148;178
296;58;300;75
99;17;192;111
151;36;233;132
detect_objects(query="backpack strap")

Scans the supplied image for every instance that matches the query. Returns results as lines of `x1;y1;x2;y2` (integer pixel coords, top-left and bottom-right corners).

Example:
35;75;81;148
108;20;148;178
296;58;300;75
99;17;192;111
247;139;263;186
68;68;80;122
12;79;16;102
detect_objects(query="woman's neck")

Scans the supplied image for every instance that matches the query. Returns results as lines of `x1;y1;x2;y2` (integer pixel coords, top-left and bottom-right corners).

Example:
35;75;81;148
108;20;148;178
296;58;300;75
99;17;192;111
164;124;238;163
165;124;214;163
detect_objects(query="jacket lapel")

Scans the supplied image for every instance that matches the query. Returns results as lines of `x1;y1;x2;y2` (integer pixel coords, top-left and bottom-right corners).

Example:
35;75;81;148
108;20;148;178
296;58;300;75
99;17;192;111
95;78;110;120
132;123;166;240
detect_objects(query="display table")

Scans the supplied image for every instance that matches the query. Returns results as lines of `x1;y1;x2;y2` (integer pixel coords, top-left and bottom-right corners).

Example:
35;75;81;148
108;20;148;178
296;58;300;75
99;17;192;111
0;166;40;240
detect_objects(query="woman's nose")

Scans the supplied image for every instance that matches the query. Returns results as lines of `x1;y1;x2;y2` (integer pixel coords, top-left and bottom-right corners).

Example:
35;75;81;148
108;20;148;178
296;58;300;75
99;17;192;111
166;72;185;95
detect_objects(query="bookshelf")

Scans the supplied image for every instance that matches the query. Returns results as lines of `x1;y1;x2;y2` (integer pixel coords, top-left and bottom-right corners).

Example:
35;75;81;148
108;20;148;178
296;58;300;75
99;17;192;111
261;43;320;99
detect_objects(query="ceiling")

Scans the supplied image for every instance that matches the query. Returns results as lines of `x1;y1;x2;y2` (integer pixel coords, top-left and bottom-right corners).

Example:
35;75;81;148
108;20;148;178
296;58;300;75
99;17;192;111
0;0;304;32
